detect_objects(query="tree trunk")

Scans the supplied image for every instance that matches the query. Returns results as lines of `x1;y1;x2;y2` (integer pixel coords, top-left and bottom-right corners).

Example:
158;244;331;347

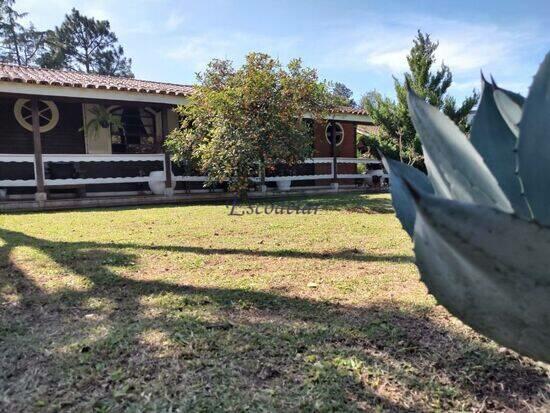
238;176;249;201
258;157;266;187
8;18;22;65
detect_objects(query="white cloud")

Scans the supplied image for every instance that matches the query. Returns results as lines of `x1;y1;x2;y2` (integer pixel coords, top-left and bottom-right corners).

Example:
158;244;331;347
333;20;414;74
16;0;71;28
333;16;542;74
166;13;185;31
449;79;480;91
17;0;158;34
166;35;232;70
80;7;112;21
11;1;547;101
166;32;301;71
320;13;548;99
432;22;535;71
366;48;409;73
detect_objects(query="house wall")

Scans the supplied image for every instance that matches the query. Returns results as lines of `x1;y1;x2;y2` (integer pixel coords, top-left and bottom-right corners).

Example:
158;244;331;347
0;97;85;154
313;120;356;158
1;96;367;195
0;97;170;194
313;120;357;184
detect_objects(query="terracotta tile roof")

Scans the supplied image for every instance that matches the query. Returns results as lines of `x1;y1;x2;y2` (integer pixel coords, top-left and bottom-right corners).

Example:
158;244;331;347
0;64;371;117
334;106;369;115
0;63;194;97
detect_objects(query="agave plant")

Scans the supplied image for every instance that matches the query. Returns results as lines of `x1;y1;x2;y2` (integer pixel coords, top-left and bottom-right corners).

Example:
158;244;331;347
382;52;550;363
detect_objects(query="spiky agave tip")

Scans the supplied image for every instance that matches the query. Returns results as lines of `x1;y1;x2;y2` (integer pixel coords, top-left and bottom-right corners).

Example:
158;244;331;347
490;74;498;88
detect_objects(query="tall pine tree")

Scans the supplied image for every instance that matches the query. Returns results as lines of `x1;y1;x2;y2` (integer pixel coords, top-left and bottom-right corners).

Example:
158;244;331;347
0;0;47;66
39;8;133;77
362;31;478;166
331;82;356;107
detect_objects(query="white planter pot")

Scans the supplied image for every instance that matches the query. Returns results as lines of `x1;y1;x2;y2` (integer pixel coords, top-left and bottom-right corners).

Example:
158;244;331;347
276;180;292;191
365;170;383;187
148;170;176;195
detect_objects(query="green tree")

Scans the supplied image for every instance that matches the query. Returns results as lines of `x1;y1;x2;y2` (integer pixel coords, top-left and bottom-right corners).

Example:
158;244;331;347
362;31;479;165
331;81;356;107
165;52;334;197
0;0;47;66
39;8;132;76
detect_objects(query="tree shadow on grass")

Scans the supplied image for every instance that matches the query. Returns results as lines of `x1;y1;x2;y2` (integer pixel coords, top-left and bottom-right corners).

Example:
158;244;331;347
228;193;395;214
0;228;547;412
0;227;413;265
2;192;395;216
303;193;395;214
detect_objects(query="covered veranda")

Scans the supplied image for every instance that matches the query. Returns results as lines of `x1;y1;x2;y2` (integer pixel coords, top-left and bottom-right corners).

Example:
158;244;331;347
0;64;387;210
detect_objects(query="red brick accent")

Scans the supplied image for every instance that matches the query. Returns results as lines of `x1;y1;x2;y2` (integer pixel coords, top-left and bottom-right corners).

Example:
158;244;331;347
313;120;357;185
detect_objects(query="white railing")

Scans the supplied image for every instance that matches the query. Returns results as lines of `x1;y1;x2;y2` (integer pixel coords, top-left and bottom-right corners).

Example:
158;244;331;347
332;158;388;180
330;157;382;165
262;157;333;182
43;154;164;163
0;153;165;187
1;154;35;163
0;154;36;186
0;154;384;188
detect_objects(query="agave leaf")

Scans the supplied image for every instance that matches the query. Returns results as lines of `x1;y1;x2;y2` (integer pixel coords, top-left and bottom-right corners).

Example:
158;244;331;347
470;79;531;219
381;155;433;237
490;75;526;107
406;89;513;213
409;188;550;362
422;152;452;199
518;52;550;226
493;89;521;138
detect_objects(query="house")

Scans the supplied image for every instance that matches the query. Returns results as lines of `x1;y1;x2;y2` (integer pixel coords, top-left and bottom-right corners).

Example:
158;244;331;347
0;64;381;207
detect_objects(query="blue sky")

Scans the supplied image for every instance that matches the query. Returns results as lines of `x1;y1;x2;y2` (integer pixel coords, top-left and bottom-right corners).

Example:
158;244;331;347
18;0;550;103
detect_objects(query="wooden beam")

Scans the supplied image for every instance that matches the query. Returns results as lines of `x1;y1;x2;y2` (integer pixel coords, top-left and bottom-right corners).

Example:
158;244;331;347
330;120;337;182
31;97;46;199
161;108;173;190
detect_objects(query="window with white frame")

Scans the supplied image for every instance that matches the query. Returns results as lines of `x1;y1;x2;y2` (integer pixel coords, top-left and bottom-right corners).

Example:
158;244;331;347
14;99;59;133
325;122;344;146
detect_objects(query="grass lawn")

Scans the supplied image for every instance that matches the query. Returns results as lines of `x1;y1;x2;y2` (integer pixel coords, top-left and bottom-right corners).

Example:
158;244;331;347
0;193;548;412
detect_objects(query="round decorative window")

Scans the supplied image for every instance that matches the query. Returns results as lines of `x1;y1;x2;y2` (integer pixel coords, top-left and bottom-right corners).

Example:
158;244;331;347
14;99;59;133
325;122;344;146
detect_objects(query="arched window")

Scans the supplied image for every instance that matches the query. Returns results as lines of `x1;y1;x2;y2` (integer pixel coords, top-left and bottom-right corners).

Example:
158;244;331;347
110;107;157;153
325;122;344;146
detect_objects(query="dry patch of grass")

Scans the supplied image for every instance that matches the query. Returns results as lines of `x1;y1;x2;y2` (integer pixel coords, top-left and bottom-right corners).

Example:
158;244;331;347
0;193;548;412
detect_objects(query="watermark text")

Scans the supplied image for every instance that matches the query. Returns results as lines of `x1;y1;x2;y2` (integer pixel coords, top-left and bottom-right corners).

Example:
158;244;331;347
227;199;320;216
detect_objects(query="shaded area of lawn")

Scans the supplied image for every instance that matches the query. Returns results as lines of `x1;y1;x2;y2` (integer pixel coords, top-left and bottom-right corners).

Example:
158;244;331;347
0;194;548;412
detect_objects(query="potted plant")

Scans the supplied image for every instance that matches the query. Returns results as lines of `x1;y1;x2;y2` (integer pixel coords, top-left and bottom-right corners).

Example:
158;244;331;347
81;105;123;135
275;162;293;191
